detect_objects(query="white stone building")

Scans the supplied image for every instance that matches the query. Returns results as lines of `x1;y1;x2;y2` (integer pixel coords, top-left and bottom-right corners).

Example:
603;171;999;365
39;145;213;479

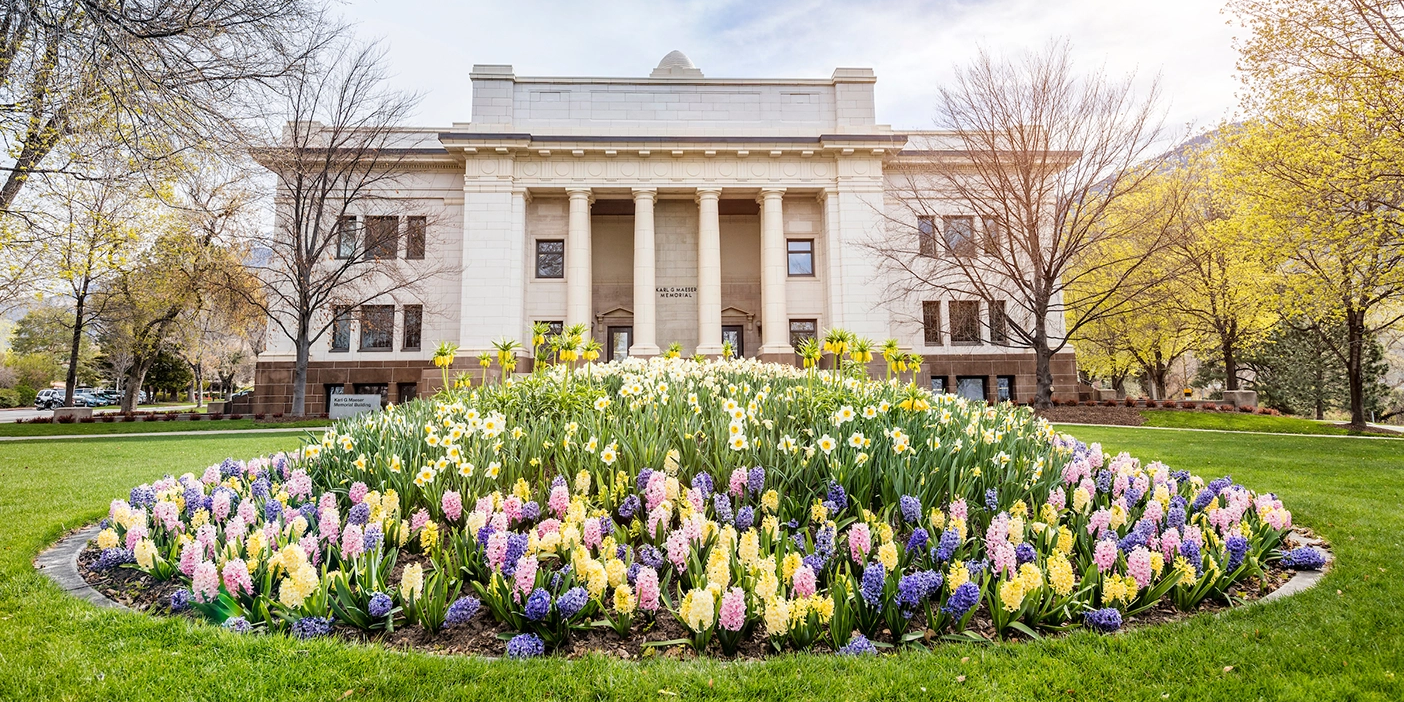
253;52;1078;414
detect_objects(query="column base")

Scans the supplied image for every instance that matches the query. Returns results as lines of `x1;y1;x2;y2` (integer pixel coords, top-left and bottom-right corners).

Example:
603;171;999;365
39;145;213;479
695;344;725;356
757;348;799;365
628;344;661;358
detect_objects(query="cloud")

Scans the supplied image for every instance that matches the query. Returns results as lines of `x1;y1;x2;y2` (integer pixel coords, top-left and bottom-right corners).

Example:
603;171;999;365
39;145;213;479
341;0;1240;133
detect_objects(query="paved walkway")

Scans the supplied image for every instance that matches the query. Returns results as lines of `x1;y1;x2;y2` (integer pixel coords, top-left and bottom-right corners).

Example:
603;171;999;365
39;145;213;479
0;426;322;442
1052;421;1404;440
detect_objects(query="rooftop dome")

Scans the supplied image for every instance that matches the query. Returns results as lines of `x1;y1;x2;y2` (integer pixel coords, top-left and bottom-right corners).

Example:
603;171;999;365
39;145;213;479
651;50;703;78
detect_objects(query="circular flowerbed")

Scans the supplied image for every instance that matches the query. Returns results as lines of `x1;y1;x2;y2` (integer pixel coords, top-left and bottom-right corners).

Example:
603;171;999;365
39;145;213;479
82;357;1325;658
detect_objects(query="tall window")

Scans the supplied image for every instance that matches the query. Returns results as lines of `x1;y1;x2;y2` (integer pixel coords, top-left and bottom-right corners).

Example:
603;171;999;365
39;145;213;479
535;240;565;278
534;320;563;357
989;300;1008;344
983;216;1003;256
789;319;818;349
944;216;976;256
330;306;352;351
403;305;423;350
359;305;394;351
365;216;398;259
405;216;426;259
922;301;942;345
335;216;358;259
950;300;981;344
917;216;938;257
787;239;814;276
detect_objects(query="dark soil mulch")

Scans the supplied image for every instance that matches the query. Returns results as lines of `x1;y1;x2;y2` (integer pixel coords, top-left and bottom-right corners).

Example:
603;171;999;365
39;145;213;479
1035;406;1146;426
73;528;1327;660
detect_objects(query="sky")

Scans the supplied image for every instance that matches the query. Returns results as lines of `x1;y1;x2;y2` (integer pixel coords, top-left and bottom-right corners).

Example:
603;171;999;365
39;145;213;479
339;0;1246;135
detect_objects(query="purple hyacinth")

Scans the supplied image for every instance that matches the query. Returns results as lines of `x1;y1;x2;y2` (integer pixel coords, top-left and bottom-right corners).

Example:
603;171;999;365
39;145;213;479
506;633;545;659
815;525;836;559
1117;531;1147;553
942;581;980;616
907;527;929;553
636;468;654;494
792;533;807;551
445;596;481;625
250;477;270;500
1014;542;1036;565
263;499;282;523
363;523;384;552
129;484;156;509
1166;502;1187;532
551;475;567;490
626;562;642;585
556;586;588;619
521;501;541;522
1170;470;1191;483
1124;486;1143;506
92;547;134;571
899;495;921;524
220;458;242;478
502;533;530;576
747;466;765;495
897;573;927;615
298;502;317;525
935;529;961;562
525;588;552;621
984;489;999;512
691;472;714;495
1180;539;1201;565
1084;607;1122;632
170;589;191;612
964;559;988;579
368;592;393;618
222;617;252;634
638;545;664;569
1281;547;1326;570
826;481;848;511
615;544;627;560
860;562;885;607
477;525;496;548
712;493;734;524
291;616;332;639
1096;470;1113;494
347;502;371;526
617;494;640;519
802;553;828;575
837;634;877;656
1225;534;1249;572
1191;487;1217;512
735;505;755;531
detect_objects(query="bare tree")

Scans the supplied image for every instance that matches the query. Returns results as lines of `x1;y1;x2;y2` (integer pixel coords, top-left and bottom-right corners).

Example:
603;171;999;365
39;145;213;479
872;41;1182;406
244;39;450;416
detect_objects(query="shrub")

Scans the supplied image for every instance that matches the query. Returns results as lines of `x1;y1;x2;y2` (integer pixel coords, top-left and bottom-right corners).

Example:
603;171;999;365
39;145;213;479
56;414;76;423
254;413;266;420
80;416;95;423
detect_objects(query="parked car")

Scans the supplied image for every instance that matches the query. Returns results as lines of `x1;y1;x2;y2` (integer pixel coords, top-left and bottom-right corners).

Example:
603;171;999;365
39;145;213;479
35;388;65;410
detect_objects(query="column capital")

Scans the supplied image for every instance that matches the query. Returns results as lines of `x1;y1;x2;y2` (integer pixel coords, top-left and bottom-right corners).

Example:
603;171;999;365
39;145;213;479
631;187;658;203
565;187;595;205
694;186;723;204
758;186;787;203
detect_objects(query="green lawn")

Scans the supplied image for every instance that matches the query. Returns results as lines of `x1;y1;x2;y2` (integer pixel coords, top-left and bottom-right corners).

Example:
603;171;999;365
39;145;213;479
1139;409;1399;437
0;418;333;437
1;430;1401;701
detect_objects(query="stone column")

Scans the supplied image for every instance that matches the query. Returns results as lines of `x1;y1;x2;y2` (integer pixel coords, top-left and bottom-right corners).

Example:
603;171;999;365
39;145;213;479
629;188;661;356
695;187;724;356
565;187;593;330
758;187;790;356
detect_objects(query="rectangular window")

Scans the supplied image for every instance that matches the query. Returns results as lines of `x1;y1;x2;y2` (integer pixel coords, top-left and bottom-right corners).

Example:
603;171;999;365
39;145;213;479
365;216;398;259
397;383;418;404
789;319;818;350
922;301;942;345
787;239;814;276
402;305;423;350
335;216;358;259
989;300;1008;345
950;300;981;344
997;375;1015;403
359;305;394;351
930;376;947;393
405;216;426;259
324;384;345;414
945;216;976;256
535;320;563;357
330;306;352;351
917;215;938;257
535;240;565;278
957;376;988;402
983;216;1003;256
353;383;388;407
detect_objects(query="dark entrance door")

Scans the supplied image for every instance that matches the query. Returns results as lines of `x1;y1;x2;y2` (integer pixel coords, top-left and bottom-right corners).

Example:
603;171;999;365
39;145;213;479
722;325;744;357
607;326;632;362
353;383;389;407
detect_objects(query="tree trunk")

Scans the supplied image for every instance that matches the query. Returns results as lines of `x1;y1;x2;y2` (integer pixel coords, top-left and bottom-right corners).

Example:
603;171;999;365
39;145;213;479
121;358;157;413
63;293;86;407
1222;326;1238;392
1345;310;1366;429
291;318;312;416
1032;311;1053;407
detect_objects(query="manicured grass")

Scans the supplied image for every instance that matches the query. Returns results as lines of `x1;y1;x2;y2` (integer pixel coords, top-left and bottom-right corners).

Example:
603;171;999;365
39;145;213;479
1;430;1402;701
1139;409;1398;437
0;418;333;437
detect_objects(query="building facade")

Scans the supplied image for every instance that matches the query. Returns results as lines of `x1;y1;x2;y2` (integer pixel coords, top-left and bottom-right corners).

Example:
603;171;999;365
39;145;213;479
253;52;1078;415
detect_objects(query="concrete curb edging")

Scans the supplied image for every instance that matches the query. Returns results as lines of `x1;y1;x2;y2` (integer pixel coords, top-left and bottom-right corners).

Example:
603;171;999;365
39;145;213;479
36;526;1332;624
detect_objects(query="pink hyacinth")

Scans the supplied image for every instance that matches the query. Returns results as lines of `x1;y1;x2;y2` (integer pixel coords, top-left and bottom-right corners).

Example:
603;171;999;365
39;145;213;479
548;485;570;519
197;523;218;555
636;566;660;612
1087;508;1112;536
1047;487;1066;510
442;490;463;522
686;487;705;514
583;518;602;549
349;481;369;504
286;469;313;500
154;502;181;532
201;464;221;486
410;508;430;533
237;499;256;525
341;523;365;558
109;499;130;521
503;496;522;524
536;518;561;537
475;496;494;515
153;476;177;492
1078;477;1096;498
1112;474;1129;498
262;522;279;543
222;558;253;597
991;540;1017;579
1144;499;1164;525
644;472;667;512
319;505;341;542
1127;547;1152;589
179;541;204;577
1093;539;1118;573
793;563;817;597
1161;527;1182;561
192;561;220;603
666;530;690;571
848;523;871;562
728;468;748;498
300;534;322;567
489;512;508;531
514;554;538;596
125;523;147;550
646;506;668;539
682;515;704;543
949;498;968;523
487;530;510;571
1088;444;1104;468
719;587;746;631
